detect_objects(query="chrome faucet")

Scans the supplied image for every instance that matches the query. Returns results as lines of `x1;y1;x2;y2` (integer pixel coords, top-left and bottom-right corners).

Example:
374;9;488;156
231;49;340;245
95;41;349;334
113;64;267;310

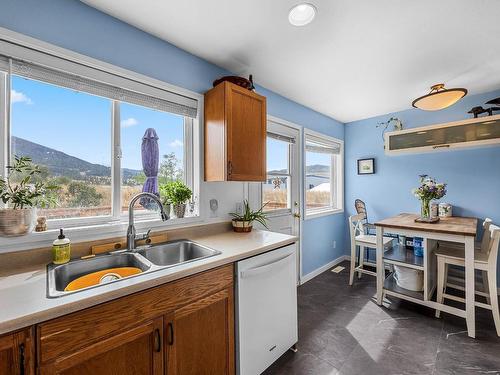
127;192;169;251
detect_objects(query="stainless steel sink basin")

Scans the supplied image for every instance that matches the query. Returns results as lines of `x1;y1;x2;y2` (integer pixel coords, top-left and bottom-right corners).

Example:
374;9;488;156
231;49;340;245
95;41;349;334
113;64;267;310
47;252;151;298
138;239;221;267
47;240;220;298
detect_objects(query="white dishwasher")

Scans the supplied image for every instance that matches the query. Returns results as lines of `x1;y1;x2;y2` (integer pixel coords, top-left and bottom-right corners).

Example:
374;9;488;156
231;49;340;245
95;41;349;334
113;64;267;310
236;243;298;375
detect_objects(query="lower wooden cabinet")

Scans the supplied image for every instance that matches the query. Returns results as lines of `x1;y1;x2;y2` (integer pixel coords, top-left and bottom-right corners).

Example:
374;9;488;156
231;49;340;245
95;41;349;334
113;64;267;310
166;288;234;375
0;328;33;375
34;265;234;375
38;318;164;374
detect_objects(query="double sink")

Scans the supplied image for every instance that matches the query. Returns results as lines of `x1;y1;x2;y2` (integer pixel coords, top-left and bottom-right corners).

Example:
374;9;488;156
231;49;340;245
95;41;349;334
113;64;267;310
47;239;221;298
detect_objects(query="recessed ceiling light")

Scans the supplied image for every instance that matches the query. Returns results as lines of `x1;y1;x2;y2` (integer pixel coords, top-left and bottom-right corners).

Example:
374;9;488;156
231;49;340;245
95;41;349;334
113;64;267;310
288;3;317;26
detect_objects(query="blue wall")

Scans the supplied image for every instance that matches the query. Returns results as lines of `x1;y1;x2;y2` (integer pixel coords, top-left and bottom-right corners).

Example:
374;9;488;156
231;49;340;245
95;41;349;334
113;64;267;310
345;89;500;286
0;0;346;277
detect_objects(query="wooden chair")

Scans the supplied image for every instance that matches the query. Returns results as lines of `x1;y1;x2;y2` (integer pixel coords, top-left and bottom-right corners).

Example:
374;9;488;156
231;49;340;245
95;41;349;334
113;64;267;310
349;213;393;285
435;219;500;336
354;199;376;234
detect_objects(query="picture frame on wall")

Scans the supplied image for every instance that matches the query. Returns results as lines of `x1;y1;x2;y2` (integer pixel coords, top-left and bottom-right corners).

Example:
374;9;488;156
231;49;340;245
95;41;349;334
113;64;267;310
357;158;375;175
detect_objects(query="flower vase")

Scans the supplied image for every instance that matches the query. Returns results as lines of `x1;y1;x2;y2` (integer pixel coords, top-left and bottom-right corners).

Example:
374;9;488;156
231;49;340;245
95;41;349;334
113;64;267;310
420;199;431;220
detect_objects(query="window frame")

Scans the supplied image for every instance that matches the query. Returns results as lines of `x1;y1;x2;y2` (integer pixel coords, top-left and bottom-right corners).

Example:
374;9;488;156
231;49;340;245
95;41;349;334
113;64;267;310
304;129;344;219
0;29;202;235
262;135;293;216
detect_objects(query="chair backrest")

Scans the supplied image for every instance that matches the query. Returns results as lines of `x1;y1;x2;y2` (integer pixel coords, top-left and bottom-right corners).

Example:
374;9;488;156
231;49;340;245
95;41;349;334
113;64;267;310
479;218;493;253
484;223;500;266
349;213;366;241
355;199;367;216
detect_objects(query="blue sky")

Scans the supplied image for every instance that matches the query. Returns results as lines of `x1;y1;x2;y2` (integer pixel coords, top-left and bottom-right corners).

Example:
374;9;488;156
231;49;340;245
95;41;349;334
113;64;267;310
11;75;326;174
11;75;184;171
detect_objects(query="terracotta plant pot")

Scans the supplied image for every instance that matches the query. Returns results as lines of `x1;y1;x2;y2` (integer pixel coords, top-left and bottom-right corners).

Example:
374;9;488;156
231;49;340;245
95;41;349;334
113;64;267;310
0;207;37;237
173;203;186;219
232;219;253;233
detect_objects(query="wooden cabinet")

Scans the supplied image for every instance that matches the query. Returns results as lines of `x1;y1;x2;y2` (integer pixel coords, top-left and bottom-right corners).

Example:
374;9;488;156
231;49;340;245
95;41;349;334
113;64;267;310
36;265;234;374
38;318;164;375
0;328;33;375
166;288;234;375
204;81;267;181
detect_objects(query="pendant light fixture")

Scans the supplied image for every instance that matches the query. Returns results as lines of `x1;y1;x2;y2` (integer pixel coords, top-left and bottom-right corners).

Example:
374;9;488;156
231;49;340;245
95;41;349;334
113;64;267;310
412;83;467;111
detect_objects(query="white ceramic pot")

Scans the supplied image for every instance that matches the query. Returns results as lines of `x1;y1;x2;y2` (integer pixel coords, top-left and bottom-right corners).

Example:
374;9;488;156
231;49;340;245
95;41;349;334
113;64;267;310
0;207;37;237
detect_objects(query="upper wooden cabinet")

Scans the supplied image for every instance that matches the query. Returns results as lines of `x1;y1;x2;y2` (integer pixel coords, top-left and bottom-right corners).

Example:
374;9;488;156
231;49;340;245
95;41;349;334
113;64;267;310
0;328;33;375
204;81;267;181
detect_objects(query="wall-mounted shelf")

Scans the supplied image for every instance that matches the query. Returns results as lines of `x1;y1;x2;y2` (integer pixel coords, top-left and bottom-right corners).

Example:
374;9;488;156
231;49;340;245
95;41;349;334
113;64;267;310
384;114;500;155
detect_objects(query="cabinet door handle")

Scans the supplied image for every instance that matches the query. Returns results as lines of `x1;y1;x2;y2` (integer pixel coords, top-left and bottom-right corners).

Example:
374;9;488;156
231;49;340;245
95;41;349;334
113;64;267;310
154;329;161;352
227;161;233;176
19;343;25;375
167;322;174;346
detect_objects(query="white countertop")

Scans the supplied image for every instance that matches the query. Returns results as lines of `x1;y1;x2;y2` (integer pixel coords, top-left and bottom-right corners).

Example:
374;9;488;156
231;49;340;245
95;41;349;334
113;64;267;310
0;229;297;335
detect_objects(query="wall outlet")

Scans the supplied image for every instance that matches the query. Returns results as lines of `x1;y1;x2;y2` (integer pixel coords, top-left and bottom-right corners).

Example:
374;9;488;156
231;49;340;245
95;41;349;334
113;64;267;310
333;240;337;249
235;202;243;215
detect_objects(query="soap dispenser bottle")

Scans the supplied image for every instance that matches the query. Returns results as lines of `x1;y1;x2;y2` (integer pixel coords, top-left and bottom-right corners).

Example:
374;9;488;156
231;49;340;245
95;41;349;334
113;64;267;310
52;229;71;264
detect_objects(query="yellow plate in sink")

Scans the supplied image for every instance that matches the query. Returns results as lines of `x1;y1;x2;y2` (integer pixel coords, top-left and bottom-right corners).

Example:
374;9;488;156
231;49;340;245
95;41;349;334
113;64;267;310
64;267;143;292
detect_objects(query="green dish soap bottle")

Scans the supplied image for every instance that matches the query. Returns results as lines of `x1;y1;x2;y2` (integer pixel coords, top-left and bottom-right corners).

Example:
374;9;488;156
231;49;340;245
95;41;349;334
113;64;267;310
52;229;71;264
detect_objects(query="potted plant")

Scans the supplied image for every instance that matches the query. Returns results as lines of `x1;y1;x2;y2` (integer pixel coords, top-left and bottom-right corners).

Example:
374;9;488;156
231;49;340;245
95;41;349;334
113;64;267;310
160;181;192;219
412;174;447;222
230;200;269;233
0;156;58;236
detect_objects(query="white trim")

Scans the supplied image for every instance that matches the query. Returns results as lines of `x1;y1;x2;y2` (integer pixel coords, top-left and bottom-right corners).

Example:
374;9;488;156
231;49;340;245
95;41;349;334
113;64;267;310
304;207;344;220
0;72;7;181
300;255;349;284
0;27;202;105
0;27;207;250
0;215;229;254
304;129;344;218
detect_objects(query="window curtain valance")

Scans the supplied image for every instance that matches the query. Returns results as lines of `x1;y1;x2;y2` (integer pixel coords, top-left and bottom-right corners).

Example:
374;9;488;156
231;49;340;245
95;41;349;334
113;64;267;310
0;39;198;118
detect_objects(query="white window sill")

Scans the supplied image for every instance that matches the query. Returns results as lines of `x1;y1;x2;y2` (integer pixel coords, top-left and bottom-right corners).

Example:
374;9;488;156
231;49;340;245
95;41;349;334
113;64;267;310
0;215;228;254
305;208;344;220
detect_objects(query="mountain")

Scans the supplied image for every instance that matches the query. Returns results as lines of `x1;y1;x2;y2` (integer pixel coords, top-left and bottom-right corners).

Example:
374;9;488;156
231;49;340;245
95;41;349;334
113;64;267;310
12;136;141;180
268;164;329;175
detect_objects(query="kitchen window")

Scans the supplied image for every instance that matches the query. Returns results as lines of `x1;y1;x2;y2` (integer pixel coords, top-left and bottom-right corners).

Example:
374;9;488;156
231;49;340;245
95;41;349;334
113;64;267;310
262;134;293;212
0;39;200;230
304;130;343;218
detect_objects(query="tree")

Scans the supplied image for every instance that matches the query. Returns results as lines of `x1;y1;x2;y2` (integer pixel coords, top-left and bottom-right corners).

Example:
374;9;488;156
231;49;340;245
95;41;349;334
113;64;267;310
66;181;103;207
159;152;183;184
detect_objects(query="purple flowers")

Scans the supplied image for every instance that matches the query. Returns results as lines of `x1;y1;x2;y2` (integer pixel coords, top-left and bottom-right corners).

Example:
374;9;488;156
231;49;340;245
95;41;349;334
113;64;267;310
412;175;447;201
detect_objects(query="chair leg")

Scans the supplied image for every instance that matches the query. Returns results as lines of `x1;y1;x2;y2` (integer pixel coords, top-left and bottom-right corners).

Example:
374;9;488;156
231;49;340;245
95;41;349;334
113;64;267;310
487;268;500;336
358;246;364;279
436;258;446;318
349;244;357;286
482;270;491;305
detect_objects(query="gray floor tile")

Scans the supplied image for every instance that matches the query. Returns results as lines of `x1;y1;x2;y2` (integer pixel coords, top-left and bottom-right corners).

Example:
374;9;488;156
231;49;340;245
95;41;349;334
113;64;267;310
265;261;500;375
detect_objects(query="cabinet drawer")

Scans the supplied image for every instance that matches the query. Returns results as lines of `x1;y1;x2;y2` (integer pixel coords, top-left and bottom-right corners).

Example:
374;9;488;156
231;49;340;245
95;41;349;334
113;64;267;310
37;264;233;365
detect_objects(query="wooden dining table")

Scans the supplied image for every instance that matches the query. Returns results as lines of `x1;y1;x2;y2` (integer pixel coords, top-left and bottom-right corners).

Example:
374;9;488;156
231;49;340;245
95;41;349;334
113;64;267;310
375;213;478;338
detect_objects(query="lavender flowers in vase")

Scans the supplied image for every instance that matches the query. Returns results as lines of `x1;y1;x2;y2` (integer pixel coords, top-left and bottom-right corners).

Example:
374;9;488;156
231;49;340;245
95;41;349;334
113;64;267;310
412;175;447;222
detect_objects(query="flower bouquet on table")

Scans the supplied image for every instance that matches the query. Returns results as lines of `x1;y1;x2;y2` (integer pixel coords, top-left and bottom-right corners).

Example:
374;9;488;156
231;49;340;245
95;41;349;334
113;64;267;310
412;175;447;223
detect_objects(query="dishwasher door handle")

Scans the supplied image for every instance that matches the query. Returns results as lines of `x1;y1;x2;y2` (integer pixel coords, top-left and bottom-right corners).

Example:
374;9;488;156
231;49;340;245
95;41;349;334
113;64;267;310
240;253;293;279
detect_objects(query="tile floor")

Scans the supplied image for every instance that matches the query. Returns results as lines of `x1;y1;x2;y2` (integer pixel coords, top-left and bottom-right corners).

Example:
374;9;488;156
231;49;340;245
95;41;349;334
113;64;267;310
264;262;500;375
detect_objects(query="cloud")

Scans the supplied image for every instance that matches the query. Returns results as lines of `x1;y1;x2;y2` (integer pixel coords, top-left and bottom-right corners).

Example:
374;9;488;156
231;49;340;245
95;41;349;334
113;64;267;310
11;90;33;105
169;139;183;148
121;117;138;128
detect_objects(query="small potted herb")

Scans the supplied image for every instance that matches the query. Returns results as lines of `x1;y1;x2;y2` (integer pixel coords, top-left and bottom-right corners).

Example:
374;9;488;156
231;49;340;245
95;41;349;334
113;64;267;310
230;200;269;233
160;181;192;219
0;156;58;236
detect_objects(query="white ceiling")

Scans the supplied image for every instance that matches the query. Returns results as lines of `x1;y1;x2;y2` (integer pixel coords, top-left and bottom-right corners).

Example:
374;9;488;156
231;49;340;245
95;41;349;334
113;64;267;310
82;0;500;123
